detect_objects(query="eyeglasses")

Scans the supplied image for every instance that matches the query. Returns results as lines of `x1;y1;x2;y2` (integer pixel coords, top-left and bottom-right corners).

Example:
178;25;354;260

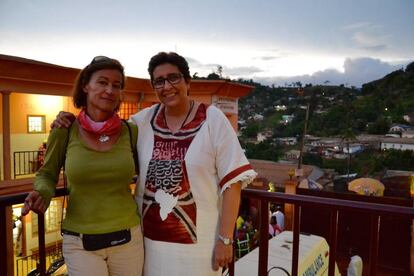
152;73;183;89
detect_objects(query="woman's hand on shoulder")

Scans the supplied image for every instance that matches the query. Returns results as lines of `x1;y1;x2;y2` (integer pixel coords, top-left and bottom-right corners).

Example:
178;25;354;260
21;191;47;215
50;111;76;129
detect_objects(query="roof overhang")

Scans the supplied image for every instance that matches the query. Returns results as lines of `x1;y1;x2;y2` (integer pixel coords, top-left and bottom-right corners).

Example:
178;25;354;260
0;54;254;98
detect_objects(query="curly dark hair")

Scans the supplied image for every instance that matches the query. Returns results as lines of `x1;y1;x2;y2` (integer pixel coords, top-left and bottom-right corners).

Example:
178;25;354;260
72;56;125;110
147;52;191;83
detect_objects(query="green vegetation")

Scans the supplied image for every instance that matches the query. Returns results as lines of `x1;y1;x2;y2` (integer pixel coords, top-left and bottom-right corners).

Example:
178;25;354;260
238;62;414;138
241;141;282;162
235;61;414;174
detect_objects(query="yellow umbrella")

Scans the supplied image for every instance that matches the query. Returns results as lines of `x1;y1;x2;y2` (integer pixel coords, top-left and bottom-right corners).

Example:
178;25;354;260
348;178;385;196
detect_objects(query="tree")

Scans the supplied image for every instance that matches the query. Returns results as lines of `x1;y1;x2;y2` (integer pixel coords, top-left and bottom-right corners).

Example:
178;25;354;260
242;122;261;138
243;141;281;162
217;65;223;78
207;72;220;80
341;126;357;179
367;116;390;134
406;61;414;73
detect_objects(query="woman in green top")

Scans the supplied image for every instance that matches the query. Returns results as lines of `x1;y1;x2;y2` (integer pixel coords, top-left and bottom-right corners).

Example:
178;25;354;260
22;56;144;276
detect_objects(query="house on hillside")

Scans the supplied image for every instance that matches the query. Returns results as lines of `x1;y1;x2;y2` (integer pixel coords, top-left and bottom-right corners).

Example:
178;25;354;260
356;134;382;150
389;123;414;133
257;130;273;142
308;138;342;156
381;137;414;151
402;130;414;138
284;149;301;161
342;144;364;154
280;114;294;124
252;113;264;121
276;137;298;146
403;114;414;124
247;159;315;189
274;105;287;111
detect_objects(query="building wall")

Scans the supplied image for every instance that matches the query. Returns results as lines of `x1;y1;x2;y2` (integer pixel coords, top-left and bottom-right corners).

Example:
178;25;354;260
0;134;3;180
1;93;78;179
381;142;414;151
0;94;3;132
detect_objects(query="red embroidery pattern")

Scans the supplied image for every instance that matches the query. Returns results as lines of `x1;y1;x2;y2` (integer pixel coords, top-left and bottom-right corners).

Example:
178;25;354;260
142;104;207;244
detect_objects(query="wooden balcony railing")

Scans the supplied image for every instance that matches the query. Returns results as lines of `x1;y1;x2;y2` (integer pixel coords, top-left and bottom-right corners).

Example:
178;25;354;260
228;189;414;276
13;151;43;178
1;187;414;276
0;188;67;276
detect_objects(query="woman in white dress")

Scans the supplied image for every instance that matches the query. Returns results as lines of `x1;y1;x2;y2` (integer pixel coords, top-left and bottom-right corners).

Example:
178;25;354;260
131;52;257;275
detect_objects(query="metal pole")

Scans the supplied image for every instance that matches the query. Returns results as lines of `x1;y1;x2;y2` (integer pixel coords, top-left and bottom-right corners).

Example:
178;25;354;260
298;102;310;171
38;213;46;276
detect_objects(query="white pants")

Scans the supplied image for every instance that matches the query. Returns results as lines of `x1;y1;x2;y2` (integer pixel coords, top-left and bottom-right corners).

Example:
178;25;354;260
63;226;144;276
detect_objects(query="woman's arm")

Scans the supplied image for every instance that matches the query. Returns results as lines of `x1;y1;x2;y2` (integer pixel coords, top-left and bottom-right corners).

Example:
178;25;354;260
213;182;242;270
208;106;257;270
22;128;69;215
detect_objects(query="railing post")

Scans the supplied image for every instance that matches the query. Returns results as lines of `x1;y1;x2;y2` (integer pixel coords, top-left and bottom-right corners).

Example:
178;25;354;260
292;204;301;276
228;243;235;276
284;179;297;231
367;214;380;276
0;205;14;276
258;199;269;276
228;228;235;276
38;213;46;276
410;190;414;275
328;209;339;276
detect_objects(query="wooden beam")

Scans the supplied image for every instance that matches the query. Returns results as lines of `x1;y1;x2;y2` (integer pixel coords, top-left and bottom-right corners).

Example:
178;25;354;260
1;91;11;180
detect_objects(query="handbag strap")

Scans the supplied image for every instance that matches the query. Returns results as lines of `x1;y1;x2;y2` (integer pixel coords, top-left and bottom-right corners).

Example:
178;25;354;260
122;119;139;174
60;126;71;234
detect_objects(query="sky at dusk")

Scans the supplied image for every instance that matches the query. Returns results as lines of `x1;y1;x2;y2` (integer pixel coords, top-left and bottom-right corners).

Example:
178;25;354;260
1;0;413;87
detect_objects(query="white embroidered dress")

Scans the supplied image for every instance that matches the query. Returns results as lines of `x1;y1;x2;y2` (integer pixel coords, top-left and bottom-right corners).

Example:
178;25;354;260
131;103;257;276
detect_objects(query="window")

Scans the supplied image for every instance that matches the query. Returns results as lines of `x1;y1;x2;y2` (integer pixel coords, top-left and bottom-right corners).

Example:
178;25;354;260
118;102;138;120
27;115;46;133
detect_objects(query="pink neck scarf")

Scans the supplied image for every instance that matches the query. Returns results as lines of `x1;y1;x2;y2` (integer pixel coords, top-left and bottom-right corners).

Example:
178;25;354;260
77;109;122;135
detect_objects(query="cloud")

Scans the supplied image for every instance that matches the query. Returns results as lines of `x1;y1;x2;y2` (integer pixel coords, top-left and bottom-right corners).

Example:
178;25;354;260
352;32;387;51
341;22;389;52
254;49;291;61
225;66;263;76
186;56;262;77
184;56;200;65
253;57;408;88
341;22;375;31
257;56;280;61
185;56;220;75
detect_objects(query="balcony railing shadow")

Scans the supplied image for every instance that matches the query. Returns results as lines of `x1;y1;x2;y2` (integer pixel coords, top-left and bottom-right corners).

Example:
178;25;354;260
1;187;414;276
